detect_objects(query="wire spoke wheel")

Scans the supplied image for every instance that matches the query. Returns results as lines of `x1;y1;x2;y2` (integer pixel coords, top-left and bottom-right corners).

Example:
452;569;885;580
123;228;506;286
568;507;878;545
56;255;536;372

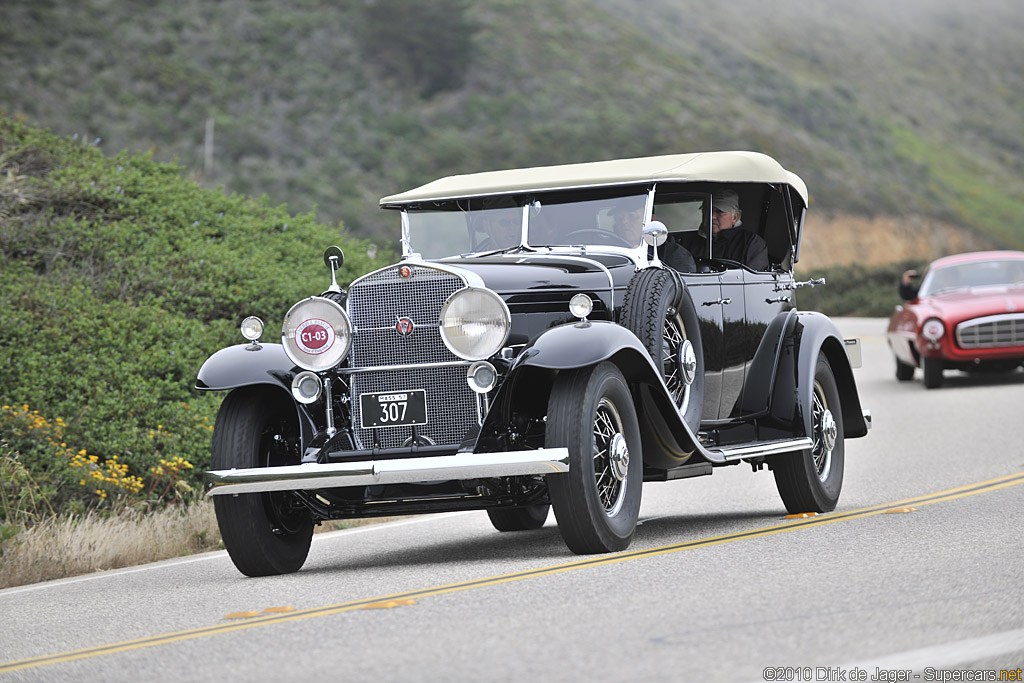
810;379;836;482
546;362;642;554
621;268;704;432
772;356;845;514
592;398;627;515
661;306;696;413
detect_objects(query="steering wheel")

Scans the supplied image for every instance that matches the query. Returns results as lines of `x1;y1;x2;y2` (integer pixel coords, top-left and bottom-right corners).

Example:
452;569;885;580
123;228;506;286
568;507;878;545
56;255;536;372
563;229;634;248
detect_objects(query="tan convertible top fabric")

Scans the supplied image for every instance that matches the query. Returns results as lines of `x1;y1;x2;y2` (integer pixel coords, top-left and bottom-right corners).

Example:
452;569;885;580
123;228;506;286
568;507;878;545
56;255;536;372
380;151;808;207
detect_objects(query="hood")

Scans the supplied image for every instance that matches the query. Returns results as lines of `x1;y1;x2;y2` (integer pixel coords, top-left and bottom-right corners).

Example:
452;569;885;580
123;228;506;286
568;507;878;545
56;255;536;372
435;252;636;296
922;286;1024;323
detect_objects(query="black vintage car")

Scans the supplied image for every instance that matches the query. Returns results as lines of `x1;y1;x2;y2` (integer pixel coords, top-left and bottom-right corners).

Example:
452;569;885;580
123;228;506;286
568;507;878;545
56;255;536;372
197;152;870;576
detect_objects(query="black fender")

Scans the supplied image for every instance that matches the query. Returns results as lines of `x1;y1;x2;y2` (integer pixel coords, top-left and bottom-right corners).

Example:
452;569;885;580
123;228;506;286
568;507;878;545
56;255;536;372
775;312;869;440
196;343;296;391
195;343;317;449
480;320;701;464
738;309;797;416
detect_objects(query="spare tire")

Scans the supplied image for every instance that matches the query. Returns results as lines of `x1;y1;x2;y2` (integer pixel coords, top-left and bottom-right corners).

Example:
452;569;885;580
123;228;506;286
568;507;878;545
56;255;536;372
620;267;704;432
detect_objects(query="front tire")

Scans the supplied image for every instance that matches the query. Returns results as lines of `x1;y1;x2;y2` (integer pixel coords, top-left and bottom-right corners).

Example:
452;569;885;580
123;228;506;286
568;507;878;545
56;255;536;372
211;388;313;577
773;356;845;513
546;362;642;554
922;356;944;389
487;505;550;531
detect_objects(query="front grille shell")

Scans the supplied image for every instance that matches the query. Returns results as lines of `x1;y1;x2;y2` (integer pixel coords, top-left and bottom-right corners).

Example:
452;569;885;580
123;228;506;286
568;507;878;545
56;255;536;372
955;313;1024;349
346;264;478;451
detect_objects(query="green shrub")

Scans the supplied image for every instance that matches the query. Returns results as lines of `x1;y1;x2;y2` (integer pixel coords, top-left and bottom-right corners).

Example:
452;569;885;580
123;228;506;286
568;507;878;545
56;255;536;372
0;118;391;515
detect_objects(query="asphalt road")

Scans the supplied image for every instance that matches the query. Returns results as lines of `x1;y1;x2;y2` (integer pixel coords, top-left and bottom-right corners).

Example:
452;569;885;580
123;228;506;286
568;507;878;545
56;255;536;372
2;318;1023;683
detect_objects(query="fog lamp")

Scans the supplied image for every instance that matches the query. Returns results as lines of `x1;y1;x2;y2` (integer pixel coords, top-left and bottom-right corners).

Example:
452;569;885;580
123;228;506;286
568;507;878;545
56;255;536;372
466;361;498;394
240;316;264;341
569;293;593;320
291;371;323;404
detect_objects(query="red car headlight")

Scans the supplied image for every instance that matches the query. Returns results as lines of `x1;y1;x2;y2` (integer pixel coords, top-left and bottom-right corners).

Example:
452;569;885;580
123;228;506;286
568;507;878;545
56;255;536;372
921;318;945;342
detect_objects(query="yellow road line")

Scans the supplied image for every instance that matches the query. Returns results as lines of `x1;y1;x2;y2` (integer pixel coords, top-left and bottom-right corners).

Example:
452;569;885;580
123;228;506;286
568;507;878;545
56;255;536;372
2;470;1022;674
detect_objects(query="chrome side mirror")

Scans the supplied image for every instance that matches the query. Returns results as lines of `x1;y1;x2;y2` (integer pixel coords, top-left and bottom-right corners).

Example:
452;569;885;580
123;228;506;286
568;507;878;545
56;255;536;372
323;246;345;293
642;221;668;247
643;221;669;268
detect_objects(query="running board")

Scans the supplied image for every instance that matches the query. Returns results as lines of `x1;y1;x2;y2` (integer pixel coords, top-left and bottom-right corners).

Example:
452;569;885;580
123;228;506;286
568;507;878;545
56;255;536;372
707;437;812;462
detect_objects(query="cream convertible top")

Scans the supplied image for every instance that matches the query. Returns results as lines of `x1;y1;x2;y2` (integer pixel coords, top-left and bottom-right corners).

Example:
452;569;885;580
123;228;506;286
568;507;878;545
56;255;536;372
380;151;808;208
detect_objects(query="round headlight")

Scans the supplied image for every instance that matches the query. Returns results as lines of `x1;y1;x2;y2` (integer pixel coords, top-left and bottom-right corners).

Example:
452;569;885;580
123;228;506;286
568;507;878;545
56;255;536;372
921;318;945;342
240;316;264;341
282;297;352;371
439;287;511;360
291;371;323;404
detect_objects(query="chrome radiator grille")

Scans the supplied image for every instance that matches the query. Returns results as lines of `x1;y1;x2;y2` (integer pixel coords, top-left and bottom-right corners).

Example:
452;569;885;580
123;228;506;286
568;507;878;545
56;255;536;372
346;264;475;450
956;313;1024;349
349;366;478;450
348;265;465;366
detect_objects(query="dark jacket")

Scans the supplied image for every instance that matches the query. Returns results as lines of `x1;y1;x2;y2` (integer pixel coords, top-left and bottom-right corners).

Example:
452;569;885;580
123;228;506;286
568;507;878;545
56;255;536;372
898;279;920;301
678;227;770;271
657;239;696;272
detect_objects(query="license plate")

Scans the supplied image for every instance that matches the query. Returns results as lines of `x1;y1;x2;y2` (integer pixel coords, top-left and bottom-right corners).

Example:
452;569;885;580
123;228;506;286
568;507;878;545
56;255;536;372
359;390;428;429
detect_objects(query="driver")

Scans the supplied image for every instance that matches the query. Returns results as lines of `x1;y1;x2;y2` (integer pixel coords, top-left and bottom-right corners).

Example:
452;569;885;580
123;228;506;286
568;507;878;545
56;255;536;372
612;197;695;272
612;199;646;246
477;196;521;250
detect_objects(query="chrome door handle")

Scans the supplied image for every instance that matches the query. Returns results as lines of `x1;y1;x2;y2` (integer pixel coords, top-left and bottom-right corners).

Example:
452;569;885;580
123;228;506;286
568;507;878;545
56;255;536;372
702;298;732;306
765;296;791;304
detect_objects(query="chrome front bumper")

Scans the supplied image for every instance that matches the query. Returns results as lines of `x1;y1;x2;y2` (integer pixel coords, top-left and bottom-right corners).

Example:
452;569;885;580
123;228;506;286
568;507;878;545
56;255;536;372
205;448;570;496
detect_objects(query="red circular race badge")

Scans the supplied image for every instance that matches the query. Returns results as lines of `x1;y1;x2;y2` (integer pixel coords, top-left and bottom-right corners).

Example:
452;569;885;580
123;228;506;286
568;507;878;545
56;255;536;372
294;319;335;355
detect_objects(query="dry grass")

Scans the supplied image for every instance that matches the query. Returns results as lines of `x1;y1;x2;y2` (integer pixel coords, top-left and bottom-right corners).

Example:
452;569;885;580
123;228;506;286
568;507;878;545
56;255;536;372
0;503;404;590
0;502;221;590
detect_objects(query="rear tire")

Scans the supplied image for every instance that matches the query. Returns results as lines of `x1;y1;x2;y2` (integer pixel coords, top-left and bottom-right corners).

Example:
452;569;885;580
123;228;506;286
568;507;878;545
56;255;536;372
487;505;550;531
211;388;313;577
922;356;943;389
773;356;844;513
546;362;642;554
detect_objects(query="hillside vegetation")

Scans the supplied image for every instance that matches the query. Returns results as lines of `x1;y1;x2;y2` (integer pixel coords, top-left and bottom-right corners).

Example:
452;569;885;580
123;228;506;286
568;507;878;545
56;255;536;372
0;118;388;530
1;0;1022;582
1;0;1022;252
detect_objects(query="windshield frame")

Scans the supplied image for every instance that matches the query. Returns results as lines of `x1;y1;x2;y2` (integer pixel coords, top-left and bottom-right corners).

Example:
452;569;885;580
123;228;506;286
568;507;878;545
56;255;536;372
398;187;659;261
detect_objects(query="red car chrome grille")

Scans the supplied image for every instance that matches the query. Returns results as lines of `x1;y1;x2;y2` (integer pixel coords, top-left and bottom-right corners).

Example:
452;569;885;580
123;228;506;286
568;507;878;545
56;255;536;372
956;313;1024;349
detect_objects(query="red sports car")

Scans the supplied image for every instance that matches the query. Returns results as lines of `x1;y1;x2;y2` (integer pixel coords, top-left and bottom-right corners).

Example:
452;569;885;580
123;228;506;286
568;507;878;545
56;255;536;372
887;251;1024;388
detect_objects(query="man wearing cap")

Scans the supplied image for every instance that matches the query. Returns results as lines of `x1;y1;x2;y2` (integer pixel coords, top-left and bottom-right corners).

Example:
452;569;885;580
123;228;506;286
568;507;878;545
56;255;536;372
679;189;769;271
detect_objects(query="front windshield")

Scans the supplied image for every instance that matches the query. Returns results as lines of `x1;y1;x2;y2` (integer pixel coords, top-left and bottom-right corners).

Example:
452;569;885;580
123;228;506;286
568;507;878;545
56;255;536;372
919;259;1024;296
403;192;651;259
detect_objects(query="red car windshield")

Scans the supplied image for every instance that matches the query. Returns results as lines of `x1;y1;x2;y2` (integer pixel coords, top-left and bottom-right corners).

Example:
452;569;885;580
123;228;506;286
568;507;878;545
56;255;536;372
919;259;1024;296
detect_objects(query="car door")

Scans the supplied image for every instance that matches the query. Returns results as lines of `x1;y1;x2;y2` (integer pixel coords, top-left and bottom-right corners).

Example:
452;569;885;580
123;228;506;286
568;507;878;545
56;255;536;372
680;271;725;421
719;268;747;418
